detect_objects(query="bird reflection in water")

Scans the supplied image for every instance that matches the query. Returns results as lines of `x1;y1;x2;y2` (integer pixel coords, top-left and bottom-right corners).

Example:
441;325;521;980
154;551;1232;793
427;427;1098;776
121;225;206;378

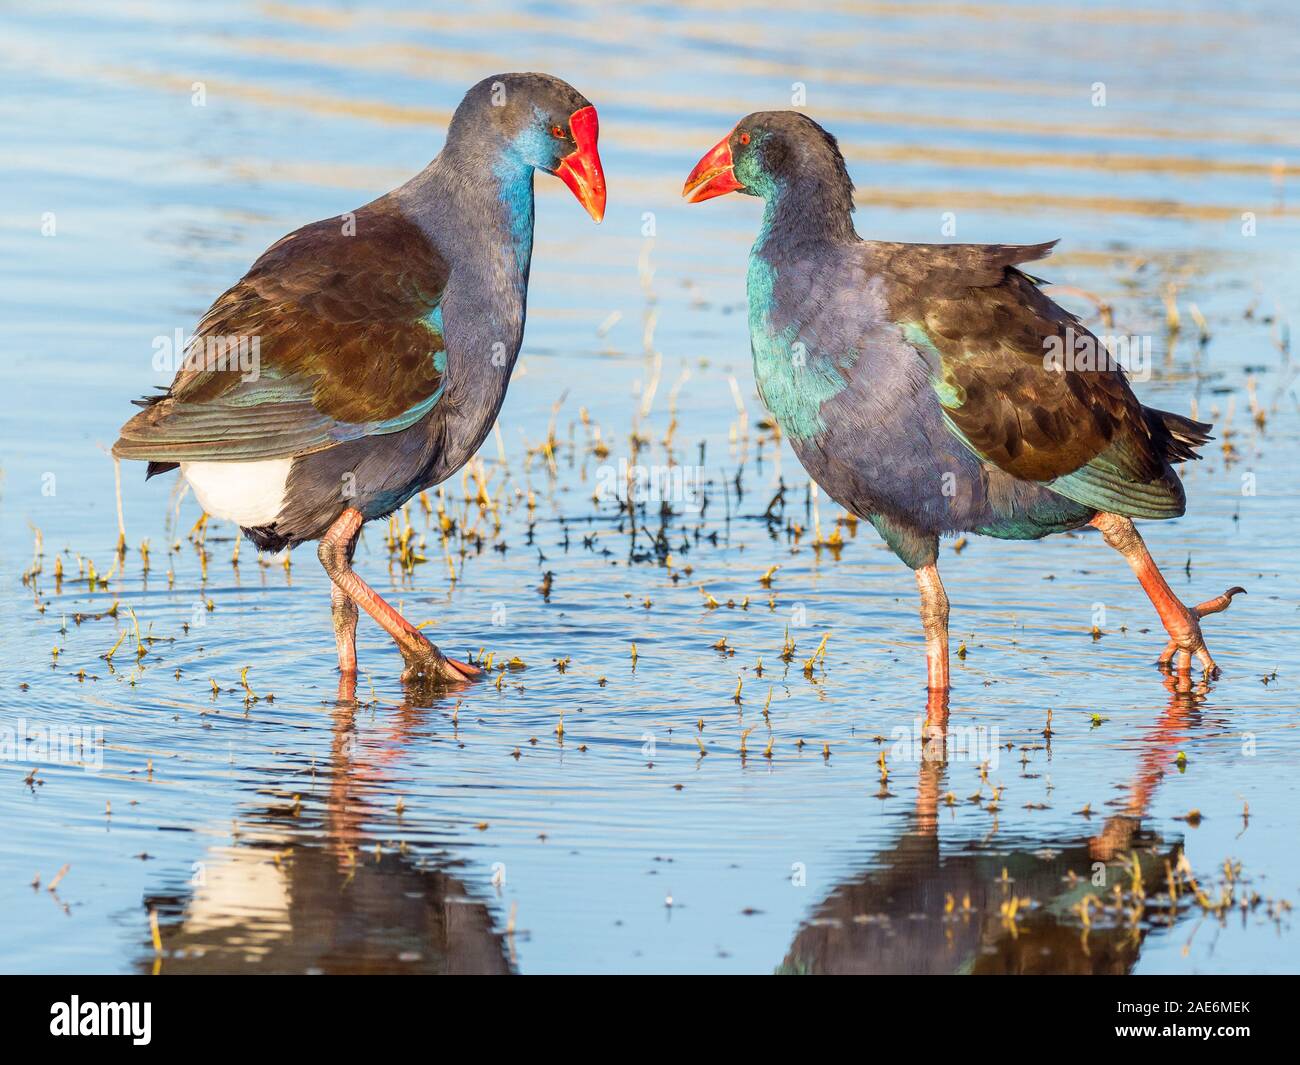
140;673;512;974
782;674;1213;974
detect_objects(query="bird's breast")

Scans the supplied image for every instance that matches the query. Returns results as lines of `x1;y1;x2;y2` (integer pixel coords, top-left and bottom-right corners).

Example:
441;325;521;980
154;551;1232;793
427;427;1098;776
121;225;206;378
754;353;863;447
747;283;858;443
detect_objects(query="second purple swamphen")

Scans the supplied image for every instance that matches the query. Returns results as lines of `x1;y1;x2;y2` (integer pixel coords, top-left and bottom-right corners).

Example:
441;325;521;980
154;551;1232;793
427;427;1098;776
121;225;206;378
114;73;605;684
684;112;1244;692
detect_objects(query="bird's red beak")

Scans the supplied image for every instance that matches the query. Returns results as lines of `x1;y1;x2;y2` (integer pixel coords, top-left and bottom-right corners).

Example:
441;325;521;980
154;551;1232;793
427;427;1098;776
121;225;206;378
555;105;606;223
683;133;743;203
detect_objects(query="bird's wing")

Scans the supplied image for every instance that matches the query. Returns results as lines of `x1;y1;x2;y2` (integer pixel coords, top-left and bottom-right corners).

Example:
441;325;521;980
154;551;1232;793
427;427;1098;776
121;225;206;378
875;241;1187;517
113;200;449;464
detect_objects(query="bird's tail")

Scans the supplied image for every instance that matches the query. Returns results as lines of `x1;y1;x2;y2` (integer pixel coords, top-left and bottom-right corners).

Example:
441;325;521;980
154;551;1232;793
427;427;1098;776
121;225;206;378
1147;407;1213;464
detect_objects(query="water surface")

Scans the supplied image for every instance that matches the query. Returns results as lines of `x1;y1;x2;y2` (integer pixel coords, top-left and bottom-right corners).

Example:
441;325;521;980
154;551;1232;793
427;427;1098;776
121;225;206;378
1;0;1298;974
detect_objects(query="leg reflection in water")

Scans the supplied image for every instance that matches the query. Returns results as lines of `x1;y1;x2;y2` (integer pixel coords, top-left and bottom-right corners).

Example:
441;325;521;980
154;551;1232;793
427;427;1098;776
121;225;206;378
782;676;1210;975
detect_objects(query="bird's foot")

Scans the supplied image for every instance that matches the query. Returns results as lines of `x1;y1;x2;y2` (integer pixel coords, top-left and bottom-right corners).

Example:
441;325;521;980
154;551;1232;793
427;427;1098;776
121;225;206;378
1156;585;1246;678
318;510;482;688
397;633;483;685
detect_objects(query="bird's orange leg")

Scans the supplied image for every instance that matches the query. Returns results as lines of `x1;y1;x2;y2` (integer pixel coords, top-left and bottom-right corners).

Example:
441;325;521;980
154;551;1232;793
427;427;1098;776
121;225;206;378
326;516;360;675
1091;512;1244;677
332;577;358;674
318;508;482;684
916;562;950;692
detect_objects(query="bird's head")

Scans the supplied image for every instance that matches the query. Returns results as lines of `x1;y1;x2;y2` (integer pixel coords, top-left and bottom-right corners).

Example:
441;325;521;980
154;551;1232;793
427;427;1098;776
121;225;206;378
683;111;853;210
449;73;605;222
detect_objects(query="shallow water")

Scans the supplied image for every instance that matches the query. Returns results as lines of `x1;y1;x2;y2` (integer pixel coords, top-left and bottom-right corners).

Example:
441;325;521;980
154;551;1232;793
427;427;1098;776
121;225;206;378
1;0;1298;974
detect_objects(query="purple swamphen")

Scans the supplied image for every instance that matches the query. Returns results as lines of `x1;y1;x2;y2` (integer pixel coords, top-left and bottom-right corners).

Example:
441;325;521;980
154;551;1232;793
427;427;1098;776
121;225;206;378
115;73;605;684
684;112;1243;694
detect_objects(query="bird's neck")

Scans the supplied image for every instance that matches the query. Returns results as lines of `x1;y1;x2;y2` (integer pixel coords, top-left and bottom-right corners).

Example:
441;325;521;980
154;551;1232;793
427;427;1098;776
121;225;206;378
392;144;534;451
398;141;536;280
490;154;536;277
745;180;859;442
753;175;857;261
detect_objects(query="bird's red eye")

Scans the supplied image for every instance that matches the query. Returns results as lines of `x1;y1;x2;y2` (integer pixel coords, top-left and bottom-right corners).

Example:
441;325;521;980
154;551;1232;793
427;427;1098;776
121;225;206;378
738;131;750;145
551;124;565;139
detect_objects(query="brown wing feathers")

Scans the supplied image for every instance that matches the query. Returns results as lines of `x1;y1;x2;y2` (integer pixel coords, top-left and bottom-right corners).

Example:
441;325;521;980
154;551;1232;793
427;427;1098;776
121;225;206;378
113;200;449;464
878;241;1209;516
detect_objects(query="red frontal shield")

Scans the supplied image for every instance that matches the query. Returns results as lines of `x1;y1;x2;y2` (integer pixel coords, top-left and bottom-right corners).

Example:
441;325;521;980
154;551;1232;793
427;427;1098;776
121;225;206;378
555;105;606;222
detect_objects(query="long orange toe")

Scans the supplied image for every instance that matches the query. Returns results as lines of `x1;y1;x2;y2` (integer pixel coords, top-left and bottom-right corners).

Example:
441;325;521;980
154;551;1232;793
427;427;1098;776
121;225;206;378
444;656;484;681
1194;586;1246;618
